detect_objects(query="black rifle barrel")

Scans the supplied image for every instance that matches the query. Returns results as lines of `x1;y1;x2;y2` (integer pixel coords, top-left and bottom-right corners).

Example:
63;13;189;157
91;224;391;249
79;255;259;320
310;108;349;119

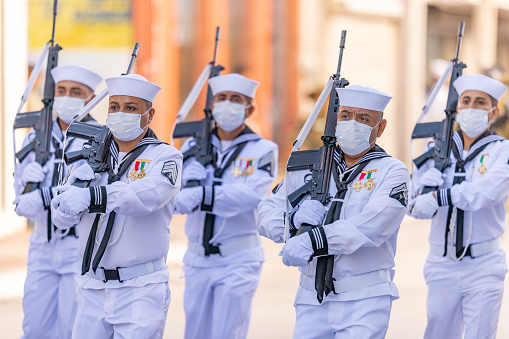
51;0;58;45
124;42;140;75
213;27;221;65
455;21;465;62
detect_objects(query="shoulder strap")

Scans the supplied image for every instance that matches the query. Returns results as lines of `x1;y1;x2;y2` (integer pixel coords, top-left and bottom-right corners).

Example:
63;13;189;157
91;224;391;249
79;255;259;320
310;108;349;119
213;141;248;178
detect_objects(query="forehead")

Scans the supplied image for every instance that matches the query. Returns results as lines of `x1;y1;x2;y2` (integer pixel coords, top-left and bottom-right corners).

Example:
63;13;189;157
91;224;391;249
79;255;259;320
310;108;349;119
56;80;90;90
460;90;491;101
215;91;249;99
339;106;380;116
109;95;145;105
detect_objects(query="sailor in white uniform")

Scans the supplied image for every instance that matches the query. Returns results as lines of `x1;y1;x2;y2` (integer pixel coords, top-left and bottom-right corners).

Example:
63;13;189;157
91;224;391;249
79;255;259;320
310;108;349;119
174;73;278;339
258;85;409;339
13;65;102;339
409;74;509;339
51;74;182;339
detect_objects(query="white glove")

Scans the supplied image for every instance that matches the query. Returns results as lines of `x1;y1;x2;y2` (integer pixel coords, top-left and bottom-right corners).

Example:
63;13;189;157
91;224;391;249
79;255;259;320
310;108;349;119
293;200;327;229
52;185;91;216
51;197;81;229
13;190;44;220
408;192;438;219
66;163;101;185
174;187;203;215
21;162;48;185
418;168;444;190
279;232;314;267
182;161;207;186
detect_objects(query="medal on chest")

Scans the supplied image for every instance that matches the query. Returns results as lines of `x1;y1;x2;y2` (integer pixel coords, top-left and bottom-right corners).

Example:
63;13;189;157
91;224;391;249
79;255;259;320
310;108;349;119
478;153;488;174
232;158;256;177
353;170;377;192
129;159;151;181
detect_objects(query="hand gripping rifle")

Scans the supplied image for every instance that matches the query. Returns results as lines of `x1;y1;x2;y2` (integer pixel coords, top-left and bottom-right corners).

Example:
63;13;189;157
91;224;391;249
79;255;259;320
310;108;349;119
172;27;224;187
14;0;62;194
63;43;140;188
286;30;349;236
412;22;466;194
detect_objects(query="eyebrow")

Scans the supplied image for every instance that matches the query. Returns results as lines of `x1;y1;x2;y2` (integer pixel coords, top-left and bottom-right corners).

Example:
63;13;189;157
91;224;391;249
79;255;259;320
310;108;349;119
124;101;140;105
462;95;488;101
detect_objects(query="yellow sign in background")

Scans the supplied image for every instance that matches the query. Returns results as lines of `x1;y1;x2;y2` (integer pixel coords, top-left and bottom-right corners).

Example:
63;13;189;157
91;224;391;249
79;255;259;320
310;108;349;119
29;0;133;49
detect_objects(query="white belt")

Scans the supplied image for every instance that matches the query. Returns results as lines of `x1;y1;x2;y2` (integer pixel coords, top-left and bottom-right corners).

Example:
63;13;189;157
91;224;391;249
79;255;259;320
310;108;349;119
300;269;391;294
430;237;502;258
86;257;166;282
188;233;261;257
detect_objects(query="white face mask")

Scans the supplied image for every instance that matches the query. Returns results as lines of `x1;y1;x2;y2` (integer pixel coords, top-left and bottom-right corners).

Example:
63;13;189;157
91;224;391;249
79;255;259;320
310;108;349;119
335;119;379;155
106;109;150;141
53;96;89;124
212;100;249;132
456;107;495;138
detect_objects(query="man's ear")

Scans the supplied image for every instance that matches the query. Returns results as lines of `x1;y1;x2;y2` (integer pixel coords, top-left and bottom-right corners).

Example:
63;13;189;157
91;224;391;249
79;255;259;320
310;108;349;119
245;103;256;119
148;107;155;123
85;94;96;105
490;106;500;122
377;119;387;138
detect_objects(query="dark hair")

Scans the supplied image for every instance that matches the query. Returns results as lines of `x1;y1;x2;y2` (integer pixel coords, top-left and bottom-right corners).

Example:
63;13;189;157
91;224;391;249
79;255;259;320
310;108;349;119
144;99;152;111
489;95;498;108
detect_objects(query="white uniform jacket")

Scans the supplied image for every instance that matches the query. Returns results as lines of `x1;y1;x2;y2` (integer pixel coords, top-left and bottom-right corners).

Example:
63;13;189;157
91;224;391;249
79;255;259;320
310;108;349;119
53;130;183;288
181;127;278;267
258;146;409;305
14;118;98;244
411;130;509;253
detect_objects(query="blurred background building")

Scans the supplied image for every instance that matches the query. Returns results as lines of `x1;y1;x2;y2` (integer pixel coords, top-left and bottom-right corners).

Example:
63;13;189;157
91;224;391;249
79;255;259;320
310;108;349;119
1;0;509;237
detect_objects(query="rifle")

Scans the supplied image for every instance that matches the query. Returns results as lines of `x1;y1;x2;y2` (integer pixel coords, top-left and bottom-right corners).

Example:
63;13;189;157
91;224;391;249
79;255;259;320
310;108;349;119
172;27;224;187
412;21;466;194
286;30;349;237
14;0;62;194
63;43;140;188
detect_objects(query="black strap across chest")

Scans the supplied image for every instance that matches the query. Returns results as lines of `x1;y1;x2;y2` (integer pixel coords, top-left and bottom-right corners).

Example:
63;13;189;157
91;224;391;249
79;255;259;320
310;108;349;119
82;137;159;275
202;141;248;256
443;133;495;257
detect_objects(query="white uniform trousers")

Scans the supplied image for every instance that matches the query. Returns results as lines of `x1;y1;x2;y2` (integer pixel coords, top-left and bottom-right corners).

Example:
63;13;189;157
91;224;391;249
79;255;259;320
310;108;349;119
293;295;392;339
21;236;80;339
72;281;170;339
183;261;262;339
424;250;507;339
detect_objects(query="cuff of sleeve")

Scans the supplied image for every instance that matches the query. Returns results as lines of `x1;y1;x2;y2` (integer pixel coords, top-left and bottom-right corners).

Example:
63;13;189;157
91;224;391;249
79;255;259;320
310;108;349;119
40;187;53;210
436;188;452;206
201;186;214;212
89;186;107;213
307;226;328;257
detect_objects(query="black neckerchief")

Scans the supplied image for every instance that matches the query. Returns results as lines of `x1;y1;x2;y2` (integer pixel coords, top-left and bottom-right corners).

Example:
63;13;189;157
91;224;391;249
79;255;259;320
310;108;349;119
312;145;390;302
444;129;503;257
201;126;258;256
82;128;164;275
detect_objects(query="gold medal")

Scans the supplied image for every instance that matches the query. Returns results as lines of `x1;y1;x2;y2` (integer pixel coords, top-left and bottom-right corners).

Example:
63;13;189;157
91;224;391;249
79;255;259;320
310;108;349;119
129;168;138;181
353;180;363;192
478;163;487;174
246;166;255;176
138;168;146;179
364;178;376;190
232;166;242;177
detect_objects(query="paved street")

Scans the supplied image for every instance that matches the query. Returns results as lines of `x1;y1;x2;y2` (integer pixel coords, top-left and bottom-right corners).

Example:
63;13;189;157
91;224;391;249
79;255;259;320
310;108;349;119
2;215;509;338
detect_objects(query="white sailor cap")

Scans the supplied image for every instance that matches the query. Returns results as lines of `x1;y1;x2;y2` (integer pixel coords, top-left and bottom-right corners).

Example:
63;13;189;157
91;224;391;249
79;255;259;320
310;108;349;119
51;65;102;92
336;85;393;112
208;73;260;98
453;74;508;102
105;74;161;103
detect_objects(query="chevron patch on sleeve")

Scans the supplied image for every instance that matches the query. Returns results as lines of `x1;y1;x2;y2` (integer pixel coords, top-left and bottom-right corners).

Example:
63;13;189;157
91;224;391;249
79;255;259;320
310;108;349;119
389;183;408;207
161;161;178;186
258;151;275;176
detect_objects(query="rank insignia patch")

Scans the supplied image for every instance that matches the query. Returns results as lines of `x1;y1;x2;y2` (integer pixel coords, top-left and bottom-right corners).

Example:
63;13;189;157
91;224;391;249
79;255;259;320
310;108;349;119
161;160;178;185
272;179;284;194
232;158;256;177
129;159;151;181
390;183;408;207
258;152;275;176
